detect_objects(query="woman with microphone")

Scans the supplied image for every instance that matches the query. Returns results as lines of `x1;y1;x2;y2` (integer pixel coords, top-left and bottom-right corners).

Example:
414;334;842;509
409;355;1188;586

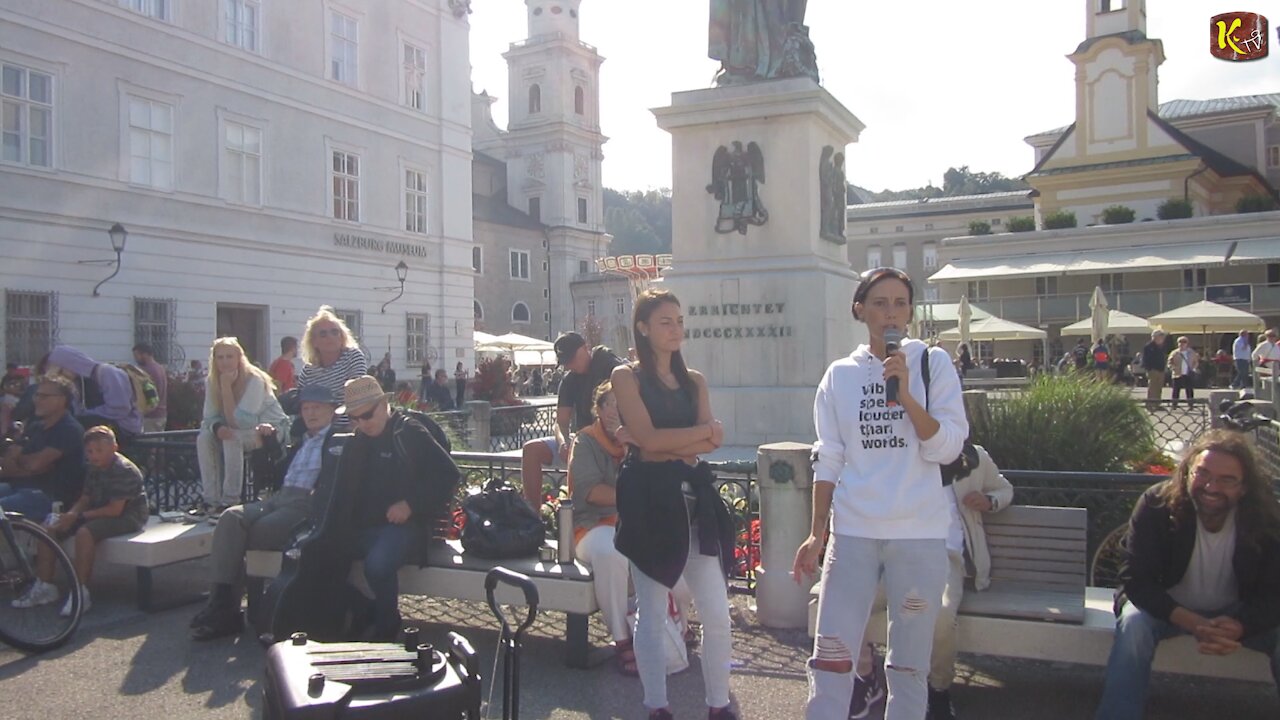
794;267;969;720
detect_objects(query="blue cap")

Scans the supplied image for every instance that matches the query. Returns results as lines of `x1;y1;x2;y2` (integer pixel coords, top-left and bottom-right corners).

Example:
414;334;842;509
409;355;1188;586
298;384;339;405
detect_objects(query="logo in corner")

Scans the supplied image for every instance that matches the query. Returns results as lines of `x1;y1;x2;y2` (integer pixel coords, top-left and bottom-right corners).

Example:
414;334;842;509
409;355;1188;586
1210;12;1268;61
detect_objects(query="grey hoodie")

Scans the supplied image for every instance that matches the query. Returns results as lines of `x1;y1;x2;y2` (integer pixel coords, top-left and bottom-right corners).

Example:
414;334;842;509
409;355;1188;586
47;346;142;434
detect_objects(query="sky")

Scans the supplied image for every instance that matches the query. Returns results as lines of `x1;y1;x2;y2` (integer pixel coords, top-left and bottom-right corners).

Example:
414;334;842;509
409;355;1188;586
468;1;1280;193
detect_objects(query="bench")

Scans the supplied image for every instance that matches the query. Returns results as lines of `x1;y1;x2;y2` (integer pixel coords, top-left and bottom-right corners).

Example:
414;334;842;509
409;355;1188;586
65;516;215;611
244;538;600;668
806;505;1272;683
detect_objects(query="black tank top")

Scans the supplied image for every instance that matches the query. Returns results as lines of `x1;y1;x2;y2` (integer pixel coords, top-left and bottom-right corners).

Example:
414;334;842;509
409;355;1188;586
636;370;697;429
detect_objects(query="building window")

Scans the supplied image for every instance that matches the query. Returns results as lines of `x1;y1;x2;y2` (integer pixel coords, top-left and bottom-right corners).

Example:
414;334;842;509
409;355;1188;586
402;42;426;111
1268;263;1280;287
577;197;588;224
1034;276;1058;296
510;249;530;280
335;309;361;342
133;297;174;364
329;10;359;86
966;280;989;302
578;260;589;276
5;290;55;366
991;218;1002;226
574;85;585;115
892;243;907;270
924;286;939;302
331;149;359;221
869;227;878;234
544;311;550;322
1099;273;1124;292
922;242;938;270
404;167;428;233
894;225;904;233
615;298;625;316
223;0;260;52
924;223;934;230
127;95;173;190
866;245;881;269
528;84;541;114
2;63;53;168
221;119;261;205
512;302;531;324
587;300;596;316
527;196;540;222
406;313;429;367
120;0;169;20
472;246;482;274
1182;268;1207;290
1268;145;1280;168
474;300;483;320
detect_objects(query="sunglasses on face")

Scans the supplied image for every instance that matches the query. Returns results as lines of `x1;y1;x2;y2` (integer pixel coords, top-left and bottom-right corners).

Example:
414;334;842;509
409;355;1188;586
349;405;379;422
314;328;342;338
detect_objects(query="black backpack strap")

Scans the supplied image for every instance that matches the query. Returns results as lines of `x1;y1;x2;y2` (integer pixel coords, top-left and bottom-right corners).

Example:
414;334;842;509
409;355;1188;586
921;345;932;410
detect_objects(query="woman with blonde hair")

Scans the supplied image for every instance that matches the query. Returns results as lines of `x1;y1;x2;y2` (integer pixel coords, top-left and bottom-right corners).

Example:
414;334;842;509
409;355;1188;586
296;306;368;418
196;337;288;516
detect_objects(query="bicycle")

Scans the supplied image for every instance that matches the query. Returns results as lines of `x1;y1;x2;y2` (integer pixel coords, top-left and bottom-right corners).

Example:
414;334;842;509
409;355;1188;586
0;506;83;652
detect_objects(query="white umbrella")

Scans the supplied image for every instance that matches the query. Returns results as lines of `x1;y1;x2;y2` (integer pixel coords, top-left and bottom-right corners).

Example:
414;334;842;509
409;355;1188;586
1089;286;1109;345
1148;300;1265;334
1061;310;1152;337
957;294;973;348
489;332;555;351
940;316;1047;341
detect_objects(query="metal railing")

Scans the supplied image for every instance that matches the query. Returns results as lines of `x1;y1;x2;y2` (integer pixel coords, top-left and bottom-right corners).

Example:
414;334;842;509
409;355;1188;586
488;404;558;452
426;409;472;450
1143;398;1211;452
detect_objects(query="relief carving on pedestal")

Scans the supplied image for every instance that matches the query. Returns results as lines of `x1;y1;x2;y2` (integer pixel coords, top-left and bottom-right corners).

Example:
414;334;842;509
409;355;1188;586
707;141;768;235
819;145;847;245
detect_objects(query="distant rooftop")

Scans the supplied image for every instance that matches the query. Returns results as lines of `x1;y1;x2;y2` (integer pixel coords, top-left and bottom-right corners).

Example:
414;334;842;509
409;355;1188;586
1029;93;1280;139
847;190;1032;212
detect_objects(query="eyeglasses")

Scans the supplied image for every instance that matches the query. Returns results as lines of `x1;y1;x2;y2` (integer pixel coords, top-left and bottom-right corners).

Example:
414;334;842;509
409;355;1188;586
314;327;342;338
349;405;379;422
1192;466;1243;489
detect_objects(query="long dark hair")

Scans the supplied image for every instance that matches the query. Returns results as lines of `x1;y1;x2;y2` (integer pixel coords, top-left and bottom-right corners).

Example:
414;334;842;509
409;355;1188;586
1155;429;1280;544
632;288;696;397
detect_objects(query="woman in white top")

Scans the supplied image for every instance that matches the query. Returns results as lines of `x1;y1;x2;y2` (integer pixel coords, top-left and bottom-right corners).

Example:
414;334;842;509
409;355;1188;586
196;337;287;514
793;267;969;720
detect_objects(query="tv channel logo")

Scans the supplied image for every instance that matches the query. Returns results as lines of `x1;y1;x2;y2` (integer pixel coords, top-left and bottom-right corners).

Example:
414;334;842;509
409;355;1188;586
1210;12;1268;61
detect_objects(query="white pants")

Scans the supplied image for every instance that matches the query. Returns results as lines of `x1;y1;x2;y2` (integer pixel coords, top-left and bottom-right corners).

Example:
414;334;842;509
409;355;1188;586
575;524;631;644
196;426;262;507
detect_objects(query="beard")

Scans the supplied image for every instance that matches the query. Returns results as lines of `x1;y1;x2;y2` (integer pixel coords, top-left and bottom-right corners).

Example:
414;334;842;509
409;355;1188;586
1191;486;1236;518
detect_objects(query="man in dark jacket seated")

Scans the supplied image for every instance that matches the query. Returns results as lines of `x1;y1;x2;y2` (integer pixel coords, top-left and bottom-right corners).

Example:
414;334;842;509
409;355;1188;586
1095;429;1280;719
190;384;346;641
330;375;460;641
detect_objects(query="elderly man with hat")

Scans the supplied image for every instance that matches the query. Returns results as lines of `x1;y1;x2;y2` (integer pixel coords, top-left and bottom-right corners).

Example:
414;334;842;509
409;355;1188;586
325;375;460;640
518;332;624;509
191;383;348;641
1140;329;1169;408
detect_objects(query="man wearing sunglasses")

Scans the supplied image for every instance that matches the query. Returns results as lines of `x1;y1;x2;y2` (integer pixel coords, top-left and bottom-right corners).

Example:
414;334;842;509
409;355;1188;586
327;375;461;640
0;375;85;522
1096;429;1280;718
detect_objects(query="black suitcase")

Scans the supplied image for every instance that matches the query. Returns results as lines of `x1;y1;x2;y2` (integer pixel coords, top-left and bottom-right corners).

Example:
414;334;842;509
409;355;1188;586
262;627;481;720
485;567;539;720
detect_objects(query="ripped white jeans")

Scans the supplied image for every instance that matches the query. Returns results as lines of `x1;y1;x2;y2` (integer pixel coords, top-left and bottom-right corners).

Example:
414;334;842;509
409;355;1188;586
806;535;947;720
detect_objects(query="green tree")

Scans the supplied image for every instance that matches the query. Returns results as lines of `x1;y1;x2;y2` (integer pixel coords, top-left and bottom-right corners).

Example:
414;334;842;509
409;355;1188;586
604;188;673;255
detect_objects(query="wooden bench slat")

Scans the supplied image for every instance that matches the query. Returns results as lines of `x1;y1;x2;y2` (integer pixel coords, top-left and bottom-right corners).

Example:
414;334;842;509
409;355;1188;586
988;536;1089;553
989;567;1088;586
984;505;1087;530
989;546;1086;564
984;525;1087;541
989;556;1087;575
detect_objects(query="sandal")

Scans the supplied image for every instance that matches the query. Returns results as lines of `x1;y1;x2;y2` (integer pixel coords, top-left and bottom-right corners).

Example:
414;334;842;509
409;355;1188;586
615;638;639;677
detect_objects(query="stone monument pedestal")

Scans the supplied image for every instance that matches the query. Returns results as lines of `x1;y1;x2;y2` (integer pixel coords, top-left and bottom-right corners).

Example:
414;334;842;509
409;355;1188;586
653;78;866;446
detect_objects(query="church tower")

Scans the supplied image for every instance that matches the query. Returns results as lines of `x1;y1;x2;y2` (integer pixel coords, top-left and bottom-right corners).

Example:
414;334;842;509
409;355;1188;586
502;0;609;339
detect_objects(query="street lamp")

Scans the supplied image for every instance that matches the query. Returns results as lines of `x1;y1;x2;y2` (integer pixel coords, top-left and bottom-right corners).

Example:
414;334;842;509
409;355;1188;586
379;260;409;313
79;222;128;297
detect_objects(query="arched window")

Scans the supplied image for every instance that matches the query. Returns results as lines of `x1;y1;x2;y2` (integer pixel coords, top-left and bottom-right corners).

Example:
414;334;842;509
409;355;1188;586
474;300;483;320
528;84;541;114
512;302;531;323
574;86;585;115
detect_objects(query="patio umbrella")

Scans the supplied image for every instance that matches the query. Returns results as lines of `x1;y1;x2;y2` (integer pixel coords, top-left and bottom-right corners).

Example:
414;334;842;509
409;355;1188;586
1148;300;1265;334
957;294;973;348
1089;286;1109;345
1060;310;1152;337
940;316;1047;342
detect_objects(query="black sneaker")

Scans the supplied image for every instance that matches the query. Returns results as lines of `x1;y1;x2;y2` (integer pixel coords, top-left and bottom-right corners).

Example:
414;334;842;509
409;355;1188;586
848;667;885;720
708;707;736;720
190;608;243;641
926;686;957;720
648;710;674;720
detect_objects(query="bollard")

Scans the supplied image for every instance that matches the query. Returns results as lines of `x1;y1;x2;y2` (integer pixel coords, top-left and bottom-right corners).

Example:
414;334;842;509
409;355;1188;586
465;401;491;452
754;441;815;628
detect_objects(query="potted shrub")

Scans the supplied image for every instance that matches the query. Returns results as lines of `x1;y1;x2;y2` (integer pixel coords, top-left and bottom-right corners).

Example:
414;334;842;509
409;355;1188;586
1236;194;1278;213
968;220;991;236
1007;216;1036;232
1043;210;1077;229
1156;198;1193;219
1101;205;1136;224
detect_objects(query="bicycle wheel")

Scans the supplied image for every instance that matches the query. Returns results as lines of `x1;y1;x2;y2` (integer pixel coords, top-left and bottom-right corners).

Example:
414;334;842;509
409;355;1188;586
0;516;82;652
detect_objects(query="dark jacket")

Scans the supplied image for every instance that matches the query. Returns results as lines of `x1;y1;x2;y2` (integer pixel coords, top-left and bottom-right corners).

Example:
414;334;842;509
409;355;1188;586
614;459;735;589
1140;340;1167;372
1117;485;1280;639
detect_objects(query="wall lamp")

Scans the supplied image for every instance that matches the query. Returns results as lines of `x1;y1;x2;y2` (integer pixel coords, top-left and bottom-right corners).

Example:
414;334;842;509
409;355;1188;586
379;260;409;313
77;223;128;297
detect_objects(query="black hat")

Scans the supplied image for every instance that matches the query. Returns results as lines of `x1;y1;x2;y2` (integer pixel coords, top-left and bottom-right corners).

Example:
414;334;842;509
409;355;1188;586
554;332;587;366
298;384;340;405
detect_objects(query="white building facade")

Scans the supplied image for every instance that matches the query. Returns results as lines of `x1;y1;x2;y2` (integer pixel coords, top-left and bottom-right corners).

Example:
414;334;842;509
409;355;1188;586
1;0;474;375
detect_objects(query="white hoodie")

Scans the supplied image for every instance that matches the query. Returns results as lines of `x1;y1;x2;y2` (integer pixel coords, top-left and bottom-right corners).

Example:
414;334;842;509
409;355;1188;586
812;339;969;540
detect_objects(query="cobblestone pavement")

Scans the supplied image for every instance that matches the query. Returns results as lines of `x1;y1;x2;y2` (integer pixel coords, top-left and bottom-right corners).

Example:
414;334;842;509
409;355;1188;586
0;559;1274;719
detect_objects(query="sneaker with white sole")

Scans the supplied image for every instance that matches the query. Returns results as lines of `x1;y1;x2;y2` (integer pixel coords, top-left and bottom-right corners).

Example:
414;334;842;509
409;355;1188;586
12;579;59;609
60;587;89;617
848;666;885;720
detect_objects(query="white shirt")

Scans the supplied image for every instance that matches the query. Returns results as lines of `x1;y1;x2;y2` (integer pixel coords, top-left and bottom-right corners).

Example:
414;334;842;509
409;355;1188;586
1233;336;1251;361
1253;339;1279;368
1167;511;1239;613
945;490;965;553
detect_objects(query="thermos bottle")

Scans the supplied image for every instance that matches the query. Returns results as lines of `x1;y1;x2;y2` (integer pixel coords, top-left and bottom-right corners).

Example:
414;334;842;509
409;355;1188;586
557;498;574;564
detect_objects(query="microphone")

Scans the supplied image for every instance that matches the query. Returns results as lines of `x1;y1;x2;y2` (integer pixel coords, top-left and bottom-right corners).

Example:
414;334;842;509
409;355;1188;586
884;328;903;406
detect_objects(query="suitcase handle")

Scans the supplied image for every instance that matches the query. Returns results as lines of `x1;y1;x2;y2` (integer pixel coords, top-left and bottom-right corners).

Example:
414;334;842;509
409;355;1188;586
484;567;539;640
447;631;479;684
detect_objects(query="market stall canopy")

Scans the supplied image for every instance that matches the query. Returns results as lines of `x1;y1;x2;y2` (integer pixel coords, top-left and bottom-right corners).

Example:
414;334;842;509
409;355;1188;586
490;333;554;351
1148;300;1264;334
1060;310;1152;337
939;316;1047;341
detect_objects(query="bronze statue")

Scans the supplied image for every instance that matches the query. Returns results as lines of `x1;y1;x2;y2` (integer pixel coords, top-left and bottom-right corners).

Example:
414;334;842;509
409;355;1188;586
819;145;846;244
709;0;818;85
707;141;768;235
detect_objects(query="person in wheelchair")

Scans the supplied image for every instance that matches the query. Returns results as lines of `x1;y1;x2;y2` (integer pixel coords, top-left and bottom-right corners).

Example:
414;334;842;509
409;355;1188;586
190;384;346;641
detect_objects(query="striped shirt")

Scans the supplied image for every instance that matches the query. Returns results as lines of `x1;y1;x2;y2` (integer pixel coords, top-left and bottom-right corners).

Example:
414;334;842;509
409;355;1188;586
297;347;368;418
